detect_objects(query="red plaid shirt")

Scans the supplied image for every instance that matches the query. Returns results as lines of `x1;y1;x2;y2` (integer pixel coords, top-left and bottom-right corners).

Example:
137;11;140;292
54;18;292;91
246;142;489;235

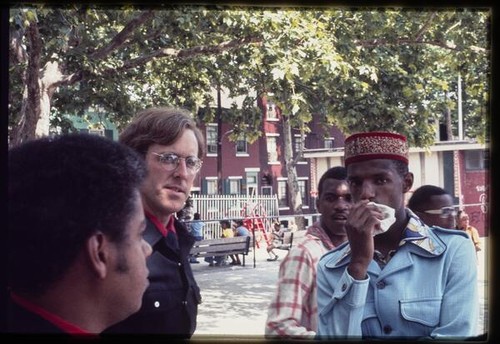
265;222;338;338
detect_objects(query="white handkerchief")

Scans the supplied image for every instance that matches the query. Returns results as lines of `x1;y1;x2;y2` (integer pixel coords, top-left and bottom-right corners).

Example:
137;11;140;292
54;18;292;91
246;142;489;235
368;202;396;236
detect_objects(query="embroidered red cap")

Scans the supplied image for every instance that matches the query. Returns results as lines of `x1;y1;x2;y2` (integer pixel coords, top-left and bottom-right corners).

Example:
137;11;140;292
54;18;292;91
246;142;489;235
344;131;409;166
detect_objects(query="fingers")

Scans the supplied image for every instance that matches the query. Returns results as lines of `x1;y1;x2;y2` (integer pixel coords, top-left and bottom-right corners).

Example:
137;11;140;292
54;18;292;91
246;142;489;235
346;200;384;236
345;201;384;267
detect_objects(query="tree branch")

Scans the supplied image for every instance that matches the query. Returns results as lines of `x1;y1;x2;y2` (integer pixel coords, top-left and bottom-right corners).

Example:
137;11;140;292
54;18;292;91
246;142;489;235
90;10;155;60
355;37;460;51
114;35;263;73
414;12;438;41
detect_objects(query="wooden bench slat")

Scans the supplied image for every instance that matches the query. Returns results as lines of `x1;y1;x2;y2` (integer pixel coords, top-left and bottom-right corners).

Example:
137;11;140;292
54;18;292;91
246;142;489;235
194;237;249;246
190;236;251;266
191;243;249;254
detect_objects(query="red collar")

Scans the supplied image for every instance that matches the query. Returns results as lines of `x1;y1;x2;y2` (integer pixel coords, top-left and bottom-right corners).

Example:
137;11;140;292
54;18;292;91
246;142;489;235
145;211;176;237
10;292;92;335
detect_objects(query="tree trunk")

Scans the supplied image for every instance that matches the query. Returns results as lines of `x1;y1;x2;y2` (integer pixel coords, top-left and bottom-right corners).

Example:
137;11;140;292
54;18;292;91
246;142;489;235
10;23;64;145
10;21;42;147
35;61;63;138
282;115;305;231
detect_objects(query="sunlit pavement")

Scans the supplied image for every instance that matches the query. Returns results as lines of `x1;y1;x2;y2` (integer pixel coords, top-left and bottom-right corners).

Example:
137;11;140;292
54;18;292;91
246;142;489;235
191;238;489;339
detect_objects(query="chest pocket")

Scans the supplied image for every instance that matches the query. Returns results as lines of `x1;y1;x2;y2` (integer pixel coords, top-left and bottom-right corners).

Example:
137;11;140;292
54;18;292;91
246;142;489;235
400;297;442;327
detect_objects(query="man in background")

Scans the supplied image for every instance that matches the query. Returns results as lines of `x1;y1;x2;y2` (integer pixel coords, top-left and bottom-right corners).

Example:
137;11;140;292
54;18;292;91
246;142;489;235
457;210;482;256
407;184;456;229
265;166;351;338
189;212;205;264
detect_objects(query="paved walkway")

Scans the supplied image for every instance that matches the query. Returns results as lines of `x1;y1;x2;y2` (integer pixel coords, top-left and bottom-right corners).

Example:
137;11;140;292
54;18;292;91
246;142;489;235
191;238;489;340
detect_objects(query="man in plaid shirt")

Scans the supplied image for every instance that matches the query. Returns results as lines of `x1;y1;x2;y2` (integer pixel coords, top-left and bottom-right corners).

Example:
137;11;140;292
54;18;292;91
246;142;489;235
265;166;352;338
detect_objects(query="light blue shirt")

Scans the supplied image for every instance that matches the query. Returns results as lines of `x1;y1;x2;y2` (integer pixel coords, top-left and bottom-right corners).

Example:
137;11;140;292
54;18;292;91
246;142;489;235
189;220;204;238
316;210;479;340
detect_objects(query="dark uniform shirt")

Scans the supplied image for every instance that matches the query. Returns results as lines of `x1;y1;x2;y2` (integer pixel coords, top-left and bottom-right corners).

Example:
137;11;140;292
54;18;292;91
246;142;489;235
104;214;201;337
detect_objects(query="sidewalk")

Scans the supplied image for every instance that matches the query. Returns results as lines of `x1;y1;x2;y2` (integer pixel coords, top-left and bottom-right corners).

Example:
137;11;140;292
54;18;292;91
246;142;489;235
191;238;489;339
191;245;280;339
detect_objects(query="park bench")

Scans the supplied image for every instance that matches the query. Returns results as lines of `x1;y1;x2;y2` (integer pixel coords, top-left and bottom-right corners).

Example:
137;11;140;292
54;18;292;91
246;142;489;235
190;236;251;266
273;231;294;250
273;230;307;251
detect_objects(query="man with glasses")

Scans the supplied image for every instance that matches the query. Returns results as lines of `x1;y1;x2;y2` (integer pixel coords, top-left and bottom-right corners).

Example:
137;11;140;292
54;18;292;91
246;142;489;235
407;185;457;229
104;107;204;337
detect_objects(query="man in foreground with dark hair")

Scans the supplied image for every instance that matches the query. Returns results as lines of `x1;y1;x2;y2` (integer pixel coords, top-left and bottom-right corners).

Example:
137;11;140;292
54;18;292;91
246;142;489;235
7;134;152;335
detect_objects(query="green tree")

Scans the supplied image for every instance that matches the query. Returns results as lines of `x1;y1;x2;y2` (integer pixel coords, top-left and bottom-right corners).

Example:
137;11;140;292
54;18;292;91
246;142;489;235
9;5;490;229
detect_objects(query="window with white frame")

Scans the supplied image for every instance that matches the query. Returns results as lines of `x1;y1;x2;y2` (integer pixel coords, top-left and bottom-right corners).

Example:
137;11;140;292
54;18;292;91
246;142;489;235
267;136;279;162
206;179;218;195
294;134;306;161
228;178;242;194
324;137;335;149
298;179;308;205
267;102;278;120
294;134;302;153
206;125;218;154
236;135;248;154
277;180;288;207
246;171;258;196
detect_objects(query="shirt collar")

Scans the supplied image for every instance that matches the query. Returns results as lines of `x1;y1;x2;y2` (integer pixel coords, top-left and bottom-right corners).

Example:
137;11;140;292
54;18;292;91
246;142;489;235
306;221;337;250
10;292;91;335
145;211;177;237
331;208;444;266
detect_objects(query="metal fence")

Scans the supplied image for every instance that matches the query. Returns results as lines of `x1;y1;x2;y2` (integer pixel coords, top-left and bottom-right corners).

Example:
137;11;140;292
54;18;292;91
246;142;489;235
188;194;279;239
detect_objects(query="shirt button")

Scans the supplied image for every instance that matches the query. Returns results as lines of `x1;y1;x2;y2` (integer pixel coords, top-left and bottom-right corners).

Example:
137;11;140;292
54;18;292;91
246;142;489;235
341;283;347;292
154;301;160;308
182;301;188;306
383;325;392;334
178;262;182;266
376;281;386;289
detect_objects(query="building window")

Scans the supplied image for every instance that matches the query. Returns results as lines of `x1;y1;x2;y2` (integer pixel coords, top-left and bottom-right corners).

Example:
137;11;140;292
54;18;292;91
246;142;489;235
267;102;278;120
298;179;308;205
277;180;288;207
465;150;487;171
261;186;272;195
228;178;242;194
246;171;258;196
236;136;248;154
246;172;257;184
88;129;105;136
294;134;306;162
206;179;218;195
324;137;335;149
294;135;302;153
206;125;218;154
267;136;279;162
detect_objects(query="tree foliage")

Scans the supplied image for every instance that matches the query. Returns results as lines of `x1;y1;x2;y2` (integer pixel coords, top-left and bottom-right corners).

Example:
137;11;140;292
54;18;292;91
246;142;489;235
9;5;489;230
9;5;490;146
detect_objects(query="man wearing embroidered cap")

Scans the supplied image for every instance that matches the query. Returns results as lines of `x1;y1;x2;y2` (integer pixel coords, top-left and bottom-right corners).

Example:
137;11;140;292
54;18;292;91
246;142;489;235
316;131;479;340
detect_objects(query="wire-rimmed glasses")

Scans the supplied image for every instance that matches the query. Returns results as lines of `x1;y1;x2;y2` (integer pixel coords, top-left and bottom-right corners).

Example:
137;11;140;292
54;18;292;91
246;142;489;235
152;152;203;175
